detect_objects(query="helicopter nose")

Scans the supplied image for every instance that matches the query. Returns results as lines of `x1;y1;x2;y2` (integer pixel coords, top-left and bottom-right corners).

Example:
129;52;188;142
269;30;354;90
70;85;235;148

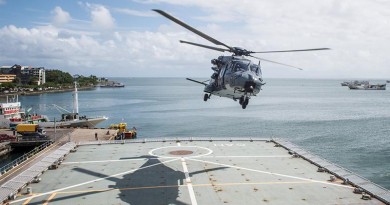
243;73;256;92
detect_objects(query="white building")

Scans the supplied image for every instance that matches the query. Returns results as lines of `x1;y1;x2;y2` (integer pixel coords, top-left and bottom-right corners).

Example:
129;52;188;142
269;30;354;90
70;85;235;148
21;66;46;85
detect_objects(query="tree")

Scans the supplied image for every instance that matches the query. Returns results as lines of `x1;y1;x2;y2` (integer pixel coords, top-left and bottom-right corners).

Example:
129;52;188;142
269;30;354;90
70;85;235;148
45;70;73;85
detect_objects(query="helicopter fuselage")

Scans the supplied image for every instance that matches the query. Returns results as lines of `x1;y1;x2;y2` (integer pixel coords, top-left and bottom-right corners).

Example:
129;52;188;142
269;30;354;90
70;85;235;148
153;9;328;109
204;56;263;100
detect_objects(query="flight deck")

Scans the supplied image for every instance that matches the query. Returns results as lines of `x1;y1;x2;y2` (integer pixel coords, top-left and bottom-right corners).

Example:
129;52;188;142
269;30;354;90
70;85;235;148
2;137;389;205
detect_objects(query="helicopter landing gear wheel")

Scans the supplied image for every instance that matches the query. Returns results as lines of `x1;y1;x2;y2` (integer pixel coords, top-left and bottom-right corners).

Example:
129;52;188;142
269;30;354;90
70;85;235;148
239;96;244;105
204;93;210;102
242;97;249;109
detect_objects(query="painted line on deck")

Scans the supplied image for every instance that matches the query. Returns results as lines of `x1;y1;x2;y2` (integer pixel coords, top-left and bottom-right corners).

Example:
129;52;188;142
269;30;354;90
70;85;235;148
43;193;57;205
148;145;212;159
37;181;315;195
198;155;291;158
21;194;35;205
61;158;148;164
188;158;353;189
178;142;198;205
9;157;180;204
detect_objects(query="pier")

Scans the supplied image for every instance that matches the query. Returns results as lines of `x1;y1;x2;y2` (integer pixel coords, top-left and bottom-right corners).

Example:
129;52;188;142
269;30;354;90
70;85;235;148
0;132;388;204
0;142;11;157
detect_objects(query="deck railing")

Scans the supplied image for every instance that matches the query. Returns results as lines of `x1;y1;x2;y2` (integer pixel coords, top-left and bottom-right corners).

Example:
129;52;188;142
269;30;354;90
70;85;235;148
0;140;52;175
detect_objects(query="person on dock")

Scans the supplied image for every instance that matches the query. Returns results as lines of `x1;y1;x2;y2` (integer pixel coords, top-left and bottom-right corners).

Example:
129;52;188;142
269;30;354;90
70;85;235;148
95;132;98;141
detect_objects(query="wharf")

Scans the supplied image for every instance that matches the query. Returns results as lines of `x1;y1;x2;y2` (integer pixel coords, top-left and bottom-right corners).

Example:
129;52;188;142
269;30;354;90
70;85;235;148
0;142;11;157
1;136;389;205
10;141;49;149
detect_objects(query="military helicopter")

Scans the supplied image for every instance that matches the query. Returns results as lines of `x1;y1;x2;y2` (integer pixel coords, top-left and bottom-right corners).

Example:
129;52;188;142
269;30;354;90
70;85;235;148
154;9;329;109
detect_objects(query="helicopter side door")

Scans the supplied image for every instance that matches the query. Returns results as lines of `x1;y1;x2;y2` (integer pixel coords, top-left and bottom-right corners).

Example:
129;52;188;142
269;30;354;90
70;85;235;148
218;62;230;89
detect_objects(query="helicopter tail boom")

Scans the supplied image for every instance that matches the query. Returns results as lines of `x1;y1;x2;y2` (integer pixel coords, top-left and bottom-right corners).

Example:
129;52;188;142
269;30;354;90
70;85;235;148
186;78;208;86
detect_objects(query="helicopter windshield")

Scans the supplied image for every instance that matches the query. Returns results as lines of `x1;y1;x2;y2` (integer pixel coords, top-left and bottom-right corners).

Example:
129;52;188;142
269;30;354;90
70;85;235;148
232;61;250;72
250;63;261;75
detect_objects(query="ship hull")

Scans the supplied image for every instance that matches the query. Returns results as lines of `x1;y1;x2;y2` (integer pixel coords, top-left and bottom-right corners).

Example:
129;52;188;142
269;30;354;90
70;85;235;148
38;117;107;128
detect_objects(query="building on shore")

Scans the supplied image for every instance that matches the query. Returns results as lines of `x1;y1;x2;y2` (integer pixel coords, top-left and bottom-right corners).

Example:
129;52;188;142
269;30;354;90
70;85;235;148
0;74;16;84
0;64;46;85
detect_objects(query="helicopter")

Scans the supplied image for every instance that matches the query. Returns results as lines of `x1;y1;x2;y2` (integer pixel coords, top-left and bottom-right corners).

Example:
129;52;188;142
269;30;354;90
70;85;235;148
153;9;330;109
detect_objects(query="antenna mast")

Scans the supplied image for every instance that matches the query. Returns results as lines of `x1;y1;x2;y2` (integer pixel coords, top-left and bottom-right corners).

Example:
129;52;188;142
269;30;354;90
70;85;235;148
73;81;79;114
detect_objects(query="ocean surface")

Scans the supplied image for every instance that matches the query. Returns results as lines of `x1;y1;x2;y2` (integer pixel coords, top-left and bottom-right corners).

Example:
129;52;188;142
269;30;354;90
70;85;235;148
8;78;390;189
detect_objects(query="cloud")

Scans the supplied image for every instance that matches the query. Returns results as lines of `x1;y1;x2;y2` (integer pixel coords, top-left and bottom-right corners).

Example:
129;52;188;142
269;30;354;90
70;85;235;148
86;3;115;30
51;6;71;26
1;0;390;78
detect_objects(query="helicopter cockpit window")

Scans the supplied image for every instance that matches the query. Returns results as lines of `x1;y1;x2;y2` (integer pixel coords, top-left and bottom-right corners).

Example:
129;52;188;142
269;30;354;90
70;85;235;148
250;64;261;75
232;61;250;72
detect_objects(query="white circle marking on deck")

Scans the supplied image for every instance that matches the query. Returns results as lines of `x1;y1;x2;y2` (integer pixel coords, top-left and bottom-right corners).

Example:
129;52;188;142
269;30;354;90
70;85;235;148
148;145;213;159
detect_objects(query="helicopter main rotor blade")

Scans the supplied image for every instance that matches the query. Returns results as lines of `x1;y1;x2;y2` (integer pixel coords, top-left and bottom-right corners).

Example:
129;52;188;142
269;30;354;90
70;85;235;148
153;9;232;50
180;40;230;52
249;55;303;70
251;48;330;54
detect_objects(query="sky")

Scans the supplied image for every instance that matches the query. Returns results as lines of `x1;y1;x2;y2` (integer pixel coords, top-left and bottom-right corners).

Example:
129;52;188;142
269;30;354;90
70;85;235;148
0;0;389;79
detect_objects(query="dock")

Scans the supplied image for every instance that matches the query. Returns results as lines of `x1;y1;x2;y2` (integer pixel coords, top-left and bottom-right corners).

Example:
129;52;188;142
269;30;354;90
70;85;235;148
0;135;388;204
0;142;11;157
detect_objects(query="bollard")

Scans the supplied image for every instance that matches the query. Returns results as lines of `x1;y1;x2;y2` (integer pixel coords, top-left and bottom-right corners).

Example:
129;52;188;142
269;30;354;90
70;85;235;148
26;187;32;194
361;192;372;200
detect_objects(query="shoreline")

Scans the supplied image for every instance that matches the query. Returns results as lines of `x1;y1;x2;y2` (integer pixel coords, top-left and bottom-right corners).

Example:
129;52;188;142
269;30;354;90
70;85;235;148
0;86;96;98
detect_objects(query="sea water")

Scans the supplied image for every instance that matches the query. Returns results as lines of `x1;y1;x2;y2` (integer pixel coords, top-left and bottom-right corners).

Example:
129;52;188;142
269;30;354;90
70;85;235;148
13;78;390;189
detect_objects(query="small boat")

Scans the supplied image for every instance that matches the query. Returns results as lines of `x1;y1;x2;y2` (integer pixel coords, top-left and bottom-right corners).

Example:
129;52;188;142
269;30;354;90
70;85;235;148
348;83;386;90
341;80;369;86
100;81;125;88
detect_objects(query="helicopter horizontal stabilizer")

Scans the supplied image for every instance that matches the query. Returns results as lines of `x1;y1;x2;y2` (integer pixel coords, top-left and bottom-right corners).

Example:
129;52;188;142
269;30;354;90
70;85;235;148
186;78;208;86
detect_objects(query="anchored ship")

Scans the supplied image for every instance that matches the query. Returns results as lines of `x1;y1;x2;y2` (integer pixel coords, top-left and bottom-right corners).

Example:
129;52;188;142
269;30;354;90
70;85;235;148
0;96;48;129
38;82;107;128
348;83;386;90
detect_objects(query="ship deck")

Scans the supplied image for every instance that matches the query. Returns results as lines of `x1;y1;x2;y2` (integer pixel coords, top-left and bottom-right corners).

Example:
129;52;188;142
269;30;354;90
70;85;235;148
5;138;389;205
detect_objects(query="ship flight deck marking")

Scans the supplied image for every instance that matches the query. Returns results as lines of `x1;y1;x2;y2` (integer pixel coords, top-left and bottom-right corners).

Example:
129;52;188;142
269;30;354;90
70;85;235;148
9;158;180;204
177;142;198;205
10;143;358;205
42;193;57;205
61;158;148;165
188;157;353;189
148;145;213;159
